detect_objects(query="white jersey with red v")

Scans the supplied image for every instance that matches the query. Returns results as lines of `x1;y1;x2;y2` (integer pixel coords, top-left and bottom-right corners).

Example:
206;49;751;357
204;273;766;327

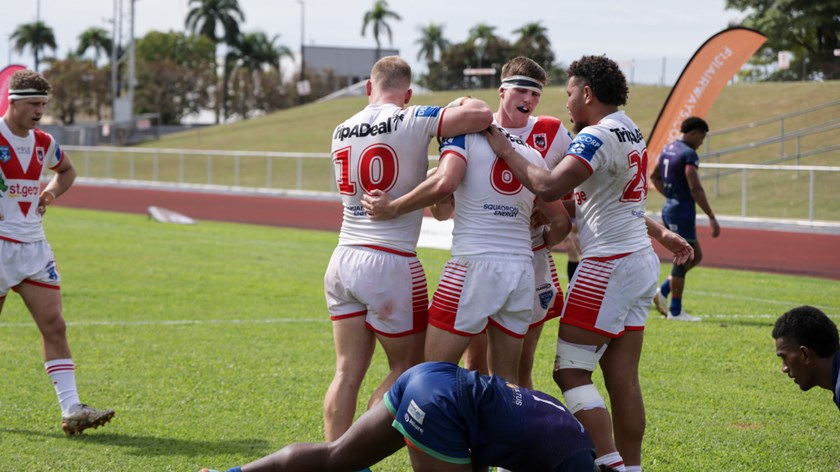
0;119;64;243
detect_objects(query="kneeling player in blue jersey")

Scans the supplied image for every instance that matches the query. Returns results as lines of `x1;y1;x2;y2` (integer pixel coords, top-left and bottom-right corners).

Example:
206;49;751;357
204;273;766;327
202;361;606;472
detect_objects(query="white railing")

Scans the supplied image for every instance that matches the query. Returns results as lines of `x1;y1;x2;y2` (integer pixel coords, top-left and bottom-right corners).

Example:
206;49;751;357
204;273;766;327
701;163;840;222
56;146;838;224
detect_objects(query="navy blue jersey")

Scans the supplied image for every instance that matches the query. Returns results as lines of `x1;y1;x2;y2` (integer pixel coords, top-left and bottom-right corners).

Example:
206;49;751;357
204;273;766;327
833;352;840;412
659;140;699;219
385;362;594;471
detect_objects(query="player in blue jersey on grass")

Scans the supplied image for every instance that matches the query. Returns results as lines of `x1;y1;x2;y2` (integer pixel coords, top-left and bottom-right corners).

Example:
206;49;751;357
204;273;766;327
200;361;614;472
649;117;720;321
772;306;840;412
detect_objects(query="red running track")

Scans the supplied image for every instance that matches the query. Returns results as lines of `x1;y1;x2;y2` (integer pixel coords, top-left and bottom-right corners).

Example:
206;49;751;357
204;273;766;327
56;184;840;280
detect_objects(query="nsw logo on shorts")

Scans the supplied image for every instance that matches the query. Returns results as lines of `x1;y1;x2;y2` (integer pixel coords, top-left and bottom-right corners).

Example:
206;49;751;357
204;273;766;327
407;399;426;425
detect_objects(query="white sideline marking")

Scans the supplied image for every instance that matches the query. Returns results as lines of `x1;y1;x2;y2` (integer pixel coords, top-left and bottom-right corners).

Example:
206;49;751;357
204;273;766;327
0;318;326;328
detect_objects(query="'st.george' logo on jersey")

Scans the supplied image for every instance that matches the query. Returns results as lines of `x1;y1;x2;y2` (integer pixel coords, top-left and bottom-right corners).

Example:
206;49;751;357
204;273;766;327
534;133;547;151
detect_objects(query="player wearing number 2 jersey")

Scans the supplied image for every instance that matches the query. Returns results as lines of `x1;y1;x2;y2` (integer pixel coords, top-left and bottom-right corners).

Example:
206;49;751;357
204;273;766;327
486;55;694;472
323;56;493;441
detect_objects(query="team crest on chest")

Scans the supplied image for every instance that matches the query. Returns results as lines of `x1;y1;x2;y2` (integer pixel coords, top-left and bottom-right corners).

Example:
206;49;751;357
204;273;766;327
36;147;45;164
0;146;9;163
533;133;547;152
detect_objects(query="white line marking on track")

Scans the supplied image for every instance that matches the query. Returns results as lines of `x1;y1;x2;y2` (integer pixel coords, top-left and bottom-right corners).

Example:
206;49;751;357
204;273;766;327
0;318;327;328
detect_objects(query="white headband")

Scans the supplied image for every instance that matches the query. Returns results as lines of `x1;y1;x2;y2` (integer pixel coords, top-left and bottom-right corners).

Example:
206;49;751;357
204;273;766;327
500;75;544;93
9;88;49;100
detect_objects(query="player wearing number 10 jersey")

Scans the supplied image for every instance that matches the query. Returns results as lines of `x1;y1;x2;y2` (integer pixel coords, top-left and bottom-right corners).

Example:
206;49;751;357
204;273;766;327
322;56;493;441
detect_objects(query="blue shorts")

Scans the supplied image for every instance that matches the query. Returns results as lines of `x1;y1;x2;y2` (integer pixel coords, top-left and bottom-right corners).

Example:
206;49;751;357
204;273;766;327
384;362;595;470
662;211;697;243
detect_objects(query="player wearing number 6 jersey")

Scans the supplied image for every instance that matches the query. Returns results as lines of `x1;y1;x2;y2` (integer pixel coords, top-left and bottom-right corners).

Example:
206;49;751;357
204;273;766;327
362;125;570;385
323;56;493;441
486;55;694;472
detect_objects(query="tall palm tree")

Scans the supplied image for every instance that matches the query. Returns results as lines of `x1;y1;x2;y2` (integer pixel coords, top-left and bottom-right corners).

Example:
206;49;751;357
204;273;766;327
512;21;554;68
77;27;112;64
361;0;402;60
467;23;498;43
416;23;449;70
224;31;292;119
10;21;57;72
185;0;245;122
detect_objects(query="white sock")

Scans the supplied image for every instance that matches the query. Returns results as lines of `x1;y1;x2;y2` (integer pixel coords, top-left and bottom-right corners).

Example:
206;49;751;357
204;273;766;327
595;451;626;471
45;358;81;415
626;466;642;472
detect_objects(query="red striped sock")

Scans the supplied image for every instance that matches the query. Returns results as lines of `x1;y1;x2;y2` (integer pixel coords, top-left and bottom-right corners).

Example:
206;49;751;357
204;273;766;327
45;358;81;415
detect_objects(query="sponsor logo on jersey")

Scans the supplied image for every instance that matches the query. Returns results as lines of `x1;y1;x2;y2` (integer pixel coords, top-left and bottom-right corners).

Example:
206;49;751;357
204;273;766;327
439;134;466;150
6;182;40;198
609;126;644;144
567;133;603;162
0;146;9;163
36;147;45;165
414;106;441;117
54;144;63;161
533;133;547;151
0;175;7;194
333;117;397;141
506;383;524;406
483;203;520;218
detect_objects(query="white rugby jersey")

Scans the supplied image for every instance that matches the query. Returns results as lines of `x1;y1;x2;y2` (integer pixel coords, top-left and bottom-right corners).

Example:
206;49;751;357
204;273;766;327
0;119;64;243
440;130;546;258
499;115;573;249
565;111;651;258
331;103;445;253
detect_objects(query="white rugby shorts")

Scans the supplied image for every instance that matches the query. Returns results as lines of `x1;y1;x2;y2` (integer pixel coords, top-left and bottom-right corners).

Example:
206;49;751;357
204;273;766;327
0;239;61;297
560;246;658;337
428;254;534;337
324;245;428;336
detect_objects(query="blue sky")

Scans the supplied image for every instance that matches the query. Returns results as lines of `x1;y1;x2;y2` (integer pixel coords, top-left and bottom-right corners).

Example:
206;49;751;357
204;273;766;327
2;0;748;85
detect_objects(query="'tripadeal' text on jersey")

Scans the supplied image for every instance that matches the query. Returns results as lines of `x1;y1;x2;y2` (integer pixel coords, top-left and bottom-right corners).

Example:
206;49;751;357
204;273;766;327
0;118;64;243
566;111;650;258
332;104;445;253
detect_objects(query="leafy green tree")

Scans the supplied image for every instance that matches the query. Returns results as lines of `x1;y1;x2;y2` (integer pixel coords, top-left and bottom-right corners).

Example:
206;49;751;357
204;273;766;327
134;31;216;124
185;0;245;122
361;0;402;59
43;57;103;124
77;27;112;65
416;23;450;71
726;0;840;80
10;21;57;72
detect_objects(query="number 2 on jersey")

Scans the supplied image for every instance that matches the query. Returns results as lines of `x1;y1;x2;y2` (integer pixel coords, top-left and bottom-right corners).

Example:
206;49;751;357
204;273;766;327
333;144;399;195
620;148;648;202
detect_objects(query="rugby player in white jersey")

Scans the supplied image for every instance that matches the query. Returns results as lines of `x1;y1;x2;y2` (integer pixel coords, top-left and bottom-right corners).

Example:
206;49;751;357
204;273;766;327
362;123;570;385
485;55;693;472
456;56;575;389
323;56;493;442
0;69;114;435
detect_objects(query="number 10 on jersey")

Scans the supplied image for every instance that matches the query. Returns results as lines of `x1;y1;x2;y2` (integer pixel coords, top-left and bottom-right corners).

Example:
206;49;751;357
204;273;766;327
333;144;400;195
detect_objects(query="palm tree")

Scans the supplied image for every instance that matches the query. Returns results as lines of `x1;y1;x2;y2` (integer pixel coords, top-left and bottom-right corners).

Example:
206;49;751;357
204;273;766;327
361;0;402;61
416;23;449;70
467;23;498;43
10;21;57;72
224;31;292;119
77;27;112;64
185;0;245;122
512;21;554;69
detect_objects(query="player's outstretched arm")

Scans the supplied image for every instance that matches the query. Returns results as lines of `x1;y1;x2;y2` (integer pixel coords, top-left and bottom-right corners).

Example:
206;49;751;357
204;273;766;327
645;216;694;265
362;154;466;221
439;96;493;138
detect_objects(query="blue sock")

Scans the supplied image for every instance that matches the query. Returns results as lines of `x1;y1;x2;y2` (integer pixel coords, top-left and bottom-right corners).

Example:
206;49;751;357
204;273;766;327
670;297;682;316
660;279;671;298
226;467;242;472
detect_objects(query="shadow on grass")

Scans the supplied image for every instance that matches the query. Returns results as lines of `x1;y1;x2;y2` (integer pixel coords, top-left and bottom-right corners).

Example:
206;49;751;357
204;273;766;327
0;427;272;457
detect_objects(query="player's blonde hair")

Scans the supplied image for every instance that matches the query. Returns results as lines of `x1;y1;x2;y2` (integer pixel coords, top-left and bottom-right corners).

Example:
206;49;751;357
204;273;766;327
370;56;411;91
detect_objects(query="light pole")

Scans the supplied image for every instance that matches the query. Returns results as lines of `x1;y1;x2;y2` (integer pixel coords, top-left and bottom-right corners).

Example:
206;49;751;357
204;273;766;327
298;0;306;104
474;37;486;89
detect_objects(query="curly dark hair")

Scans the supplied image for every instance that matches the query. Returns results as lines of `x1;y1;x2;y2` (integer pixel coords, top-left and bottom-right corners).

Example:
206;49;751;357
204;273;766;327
772;306;840;358
10;69;51;94
680;116;709;134
566;55;628;107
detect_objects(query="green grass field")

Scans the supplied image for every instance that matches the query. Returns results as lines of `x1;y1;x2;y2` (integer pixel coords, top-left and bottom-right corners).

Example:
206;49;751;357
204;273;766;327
1;208;838;471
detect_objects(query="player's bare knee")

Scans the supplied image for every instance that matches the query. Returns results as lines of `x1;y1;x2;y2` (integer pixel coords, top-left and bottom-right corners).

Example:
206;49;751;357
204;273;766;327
37;312;67;339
